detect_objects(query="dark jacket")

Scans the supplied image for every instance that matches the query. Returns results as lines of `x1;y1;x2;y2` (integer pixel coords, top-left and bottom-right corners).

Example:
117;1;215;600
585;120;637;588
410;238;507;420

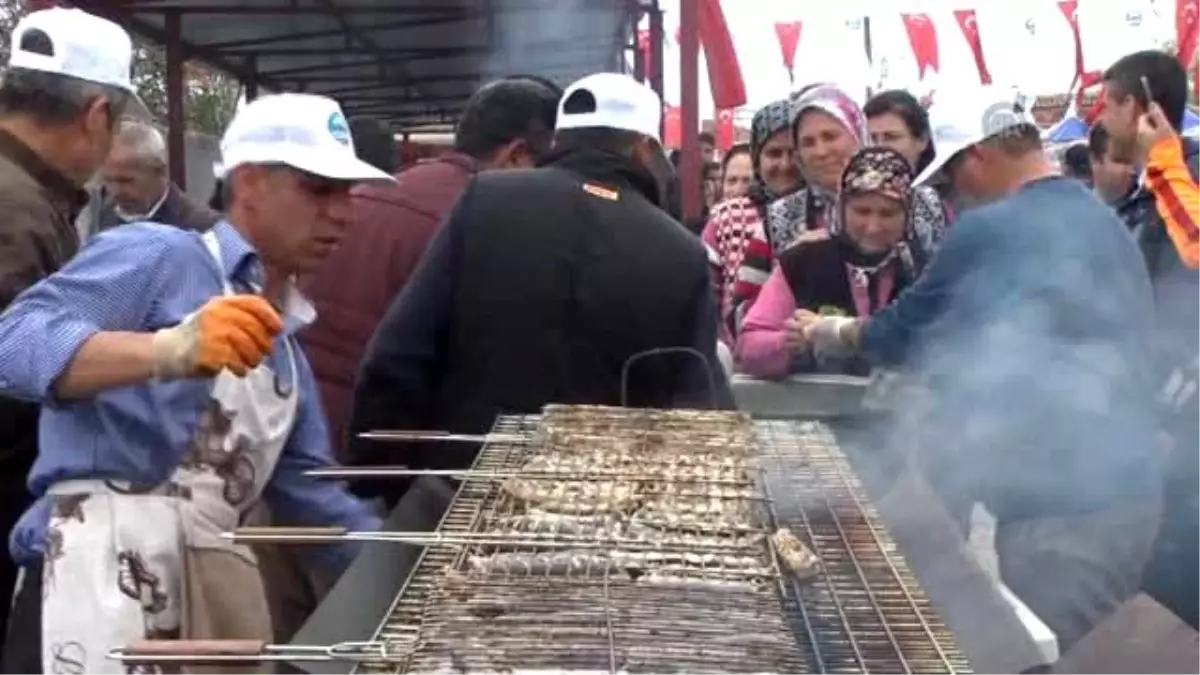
1129;138;1200;630
0;130;88;472
349;147;732;500
94;182;219;235
299;153;478;455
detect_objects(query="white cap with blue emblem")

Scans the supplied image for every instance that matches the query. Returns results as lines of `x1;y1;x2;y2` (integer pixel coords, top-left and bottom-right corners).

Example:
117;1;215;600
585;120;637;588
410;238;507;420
218;92;394;183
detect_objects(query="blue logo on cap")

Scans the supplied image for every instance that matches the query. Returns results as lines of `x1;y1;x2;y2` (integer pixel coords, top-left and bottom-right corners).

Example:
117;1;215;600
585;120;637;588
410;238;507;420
328;112;351;146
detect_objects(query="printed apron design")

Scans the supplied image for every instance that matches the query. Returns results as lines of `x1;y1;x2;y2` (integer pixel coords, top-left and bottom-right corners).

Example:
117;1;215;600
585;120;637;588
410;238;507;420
41;231;300;674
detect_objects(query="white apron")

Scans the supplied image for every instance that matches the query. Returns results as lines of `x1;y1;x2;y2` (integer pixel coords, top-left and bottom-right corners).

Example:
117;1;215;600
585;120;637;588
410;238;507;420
40;231;300;674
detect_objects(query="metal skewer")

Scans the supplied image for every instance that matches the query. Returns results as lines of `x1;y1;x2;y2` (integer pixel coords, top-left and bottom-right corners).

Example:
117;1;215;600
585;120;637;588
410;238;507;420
358;430;531;443
225;526;765;550
108;638;413;665
305;465;760;486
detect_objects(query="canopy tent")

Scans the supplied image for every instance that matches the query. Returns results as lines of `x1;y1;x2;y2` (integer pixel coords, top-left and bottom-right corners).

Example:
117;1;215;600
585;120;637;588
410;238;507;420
1043;108;1200;143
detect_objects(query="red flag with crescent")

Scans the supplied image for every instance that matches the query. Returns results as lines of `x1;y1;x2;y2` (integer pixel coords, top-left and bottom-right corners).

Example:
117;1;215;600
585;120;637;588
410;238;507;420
953;10;992;85
697;0;747;109
900;14;940;79
773;21;802;82
715;109;735;151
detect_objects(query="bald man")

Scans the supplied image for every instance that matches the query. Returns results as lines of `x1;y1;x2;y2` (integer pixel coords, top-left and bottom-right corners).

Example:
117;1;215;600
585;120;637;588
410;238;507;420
94;120;218;236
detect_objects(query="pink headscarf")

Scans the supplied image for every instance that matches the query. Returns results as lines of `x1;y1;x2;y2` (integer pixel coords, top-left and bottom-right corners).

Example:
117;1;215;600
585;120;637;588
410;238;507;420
789;84;868;145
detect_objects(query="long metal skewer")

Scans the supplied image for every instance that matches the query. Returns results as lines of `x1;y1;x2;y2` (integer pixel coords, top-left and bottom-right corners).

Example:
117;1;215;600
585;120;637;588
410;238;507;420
358;430;531;443
108;638;413;665
224;526;765;549
304;465;760;486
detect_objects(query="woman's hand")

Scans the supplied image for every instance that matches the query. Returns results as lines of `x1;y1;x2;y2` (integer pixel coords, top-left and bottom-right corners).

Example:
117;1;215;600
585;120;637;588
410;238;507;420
784;309;819;355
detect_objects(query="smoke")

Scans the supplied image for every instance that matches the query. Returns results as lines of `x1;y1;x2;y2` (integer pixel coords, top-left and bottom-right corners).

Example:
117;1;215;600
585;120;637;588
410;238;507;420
860;187;1163;526
481;0;625;85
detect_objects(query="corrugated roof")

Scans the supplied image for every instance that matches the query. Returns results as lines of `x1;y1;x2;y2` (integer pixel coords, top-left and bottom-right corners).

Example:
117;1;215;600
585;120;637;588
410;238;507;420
75;0;638;129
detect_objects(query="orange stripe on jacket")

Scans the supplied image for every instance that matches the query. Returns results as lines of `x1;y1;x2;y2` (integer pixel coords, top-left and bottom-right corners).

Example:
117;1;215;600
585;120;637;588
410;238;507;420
1146;136;1200;270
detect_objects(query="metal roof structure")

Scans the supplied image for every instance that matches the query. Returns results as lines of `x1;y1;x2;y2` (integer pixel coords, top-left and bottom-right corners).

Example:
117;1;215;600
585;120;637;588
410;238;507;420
73;0;640;129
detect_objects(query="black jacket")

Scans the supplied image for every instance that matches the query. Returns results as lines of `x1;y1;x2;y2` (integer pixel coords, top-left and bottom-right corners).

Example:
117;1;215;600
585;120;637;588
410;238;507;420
349;147;732;498
94;182;219;235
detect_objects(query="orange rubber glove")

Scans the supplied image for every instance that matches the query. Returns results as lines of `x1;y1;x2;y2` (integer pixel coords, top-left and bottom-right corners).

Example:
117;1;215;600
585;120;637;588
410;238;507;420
151;295;284;379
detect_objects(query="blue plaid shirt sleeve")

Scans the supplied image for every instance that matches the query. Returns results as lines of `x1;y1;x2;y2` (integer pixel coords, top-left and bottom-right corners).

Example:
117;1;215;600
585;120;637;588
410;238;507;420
266;346;381;573
0;223;177;402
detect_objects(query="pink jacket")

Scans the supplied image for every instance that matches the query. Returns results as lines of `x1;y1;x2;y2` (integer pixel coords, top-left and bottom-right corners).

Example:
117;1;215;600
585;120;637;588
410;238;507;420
734;267;796;378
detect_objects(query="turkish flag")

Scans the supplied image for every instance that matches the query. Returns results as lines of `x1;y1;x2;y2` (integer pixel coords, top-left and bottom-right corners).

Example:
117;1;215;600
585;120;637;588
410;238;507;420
1178;0;1199;71
697;0;747;110
774;21;802;81
714;109;735;151
953;10;992;85
664;105;682;150
900;14;940;80
1058;1;1084;81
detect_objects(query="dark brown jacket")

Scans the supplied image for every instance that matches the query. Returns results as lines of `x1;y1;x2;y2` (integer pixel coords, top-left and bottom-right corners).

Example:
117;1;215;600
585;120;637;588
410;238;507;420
299;153;478;455
0;129;88;470
94;182;219;235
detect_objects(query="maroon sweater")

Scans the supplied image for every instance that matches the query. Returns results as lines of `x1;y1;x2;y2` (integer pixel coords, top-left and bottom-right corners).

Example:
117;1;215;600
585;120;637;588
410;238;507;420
299;153;478;456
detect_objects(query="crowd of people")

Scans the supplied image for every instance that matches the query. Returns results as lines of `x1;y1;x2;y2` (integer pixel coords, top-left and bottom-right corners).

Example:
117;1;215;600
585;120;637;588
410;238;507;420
0;5;1194;673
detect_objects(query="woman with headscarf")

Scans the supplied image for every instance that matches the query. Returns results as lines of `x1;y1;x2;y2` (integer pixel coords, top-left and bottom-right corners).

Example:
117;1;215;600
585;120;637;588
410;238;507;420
700;99;801;343
736;147;920;379
731;85;947;328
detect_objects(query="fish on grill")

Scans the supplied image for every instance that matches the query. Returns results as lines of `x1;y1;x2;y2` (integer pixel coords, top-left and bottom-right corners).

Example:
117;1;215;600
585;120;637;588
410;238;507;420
770;528;821;580
467;551;627;577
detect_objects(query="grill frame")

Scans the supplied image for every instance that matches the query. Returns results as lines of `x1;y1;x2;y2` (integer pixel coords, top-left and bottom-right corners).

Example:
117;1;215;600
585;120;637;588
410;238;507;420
356;412;970;674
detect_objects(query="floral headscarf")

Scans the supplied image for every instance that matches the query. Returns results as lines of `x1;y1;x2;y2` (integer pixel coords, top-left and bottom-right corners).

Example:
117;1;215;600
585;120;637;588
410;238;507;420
831;147;918;277
745;99;794;206
764;85;870;254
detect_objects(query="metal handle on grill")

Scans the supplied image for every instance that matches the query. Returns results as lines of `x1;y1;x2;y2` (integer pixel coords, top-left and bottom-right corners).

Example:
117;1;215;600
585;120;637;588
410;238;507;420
232;526;347;542
621;346;719;409
109;639;397;664
121;640;266;657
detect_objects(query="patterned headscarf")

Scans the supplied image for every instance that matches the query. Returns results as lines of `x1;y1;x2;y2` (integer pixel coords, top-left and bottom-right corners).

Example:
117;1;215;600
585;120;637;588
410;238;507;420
745;99;794;206
790;84;869;149
831;147;918;275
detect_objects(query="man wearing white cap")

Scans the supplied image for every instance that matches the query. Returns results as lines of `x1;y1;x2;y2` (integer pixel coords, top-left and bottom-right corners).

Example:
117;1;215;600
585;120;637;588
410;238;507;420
0;92;390;672
797;87;1162;651
350;72;731;506
0;7;147;658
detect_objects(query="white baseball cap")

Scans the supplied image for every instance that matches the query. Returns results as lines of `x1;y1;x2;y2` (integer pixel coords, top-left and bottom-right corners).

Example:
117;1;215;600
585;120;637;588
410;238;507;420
555;72;662;143
219;93;394;183
8;8;148;116
915;86;1037;186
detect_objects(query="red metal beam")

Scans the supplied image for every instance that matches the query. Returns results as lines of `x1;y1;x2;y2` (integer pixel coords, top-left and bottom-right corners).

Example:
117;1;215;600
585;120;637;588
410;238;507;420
678;0;701;221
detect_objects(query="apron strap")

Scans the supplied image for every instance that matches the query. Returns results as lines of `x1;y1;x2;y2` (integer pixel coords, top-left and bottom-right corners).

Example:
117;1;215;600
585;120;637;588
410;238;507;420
201;230;236;297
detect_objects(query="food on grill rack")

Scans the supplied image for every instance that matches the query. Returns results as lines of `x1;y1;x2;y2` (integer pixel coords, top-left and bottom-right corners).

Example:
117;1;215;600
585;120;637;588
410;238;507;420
770;527;821;580
467;551;626;577
502;475;640;515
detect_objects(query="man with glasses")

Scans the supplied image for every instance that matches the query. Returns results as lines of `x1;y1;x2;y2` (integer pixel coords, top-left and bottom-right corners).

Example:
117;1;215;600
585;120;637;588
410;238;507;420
0;92;388;672
0;8;146;661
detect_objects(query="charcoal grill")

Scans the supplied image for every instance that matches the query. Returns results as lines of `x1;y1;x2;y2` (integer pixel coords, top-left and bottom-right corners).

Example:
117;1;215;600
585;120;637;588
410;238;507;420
353;409;969;674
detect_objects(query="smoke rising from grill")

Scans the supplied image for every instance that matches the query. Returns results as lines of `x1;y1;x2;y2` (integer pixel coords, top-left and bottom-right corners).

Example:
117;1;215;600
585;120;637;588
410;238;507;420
861;194;1162;531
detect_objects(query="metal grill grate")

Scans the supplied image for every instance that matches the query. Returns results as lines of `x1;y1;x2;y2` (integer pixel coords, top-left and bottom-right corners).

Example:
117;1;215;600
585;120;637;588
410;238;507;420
758;420;970;674
358;411;970;674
